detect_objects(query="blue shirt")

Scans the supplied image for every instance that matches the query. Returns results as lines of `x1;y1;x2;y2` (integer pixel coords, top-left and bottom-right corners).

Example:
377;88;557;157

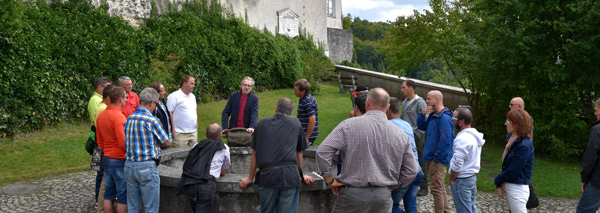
390;118;422;173
125;107;170;162
297;93;319;140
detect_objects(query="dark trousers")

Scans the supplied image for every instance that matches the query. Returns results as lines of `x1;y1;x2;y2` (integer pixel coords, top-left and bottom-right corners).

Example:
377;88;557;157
185;180;216;213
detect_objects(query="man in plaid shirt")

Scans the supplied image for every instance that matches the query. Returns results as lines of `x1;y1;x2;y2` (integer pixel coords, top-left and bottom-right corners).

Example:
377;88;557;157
124;88;171;213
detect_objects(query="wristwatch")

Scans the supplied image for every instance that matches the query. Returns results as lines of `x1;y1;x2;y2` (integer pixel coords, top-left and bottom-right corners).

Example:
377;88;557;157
326;178;335;186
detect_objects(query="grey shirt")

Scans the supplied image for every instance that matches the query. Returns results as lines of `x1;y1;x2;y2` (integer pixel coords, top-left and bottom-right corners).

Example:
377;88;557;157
401;94;427;138
252;112;308;188
316;110;418;188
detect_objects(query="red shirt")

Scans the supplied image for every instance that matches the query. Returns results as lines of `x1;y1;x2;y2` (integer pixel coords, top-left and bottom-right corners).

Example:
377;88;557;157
236;93;249;127
122;91;139;118
97;106;127;159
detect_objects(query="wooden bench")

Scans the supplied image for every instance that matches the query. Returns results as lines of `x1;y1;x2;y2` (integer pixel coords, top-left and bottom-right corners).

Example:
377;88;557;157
337;73;357;94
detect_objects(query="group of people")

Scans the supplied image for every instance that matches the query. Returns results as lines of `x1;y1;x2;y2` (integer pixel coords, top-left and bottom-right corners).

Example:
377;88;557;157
88;76;173;213
86;74;600;213
315;80;534;213
86;76;320;213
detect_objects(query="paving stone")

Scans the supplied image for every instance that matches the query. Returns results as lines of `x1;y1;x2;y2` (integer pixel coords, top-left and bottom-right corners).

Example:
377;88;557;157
0;170;586;212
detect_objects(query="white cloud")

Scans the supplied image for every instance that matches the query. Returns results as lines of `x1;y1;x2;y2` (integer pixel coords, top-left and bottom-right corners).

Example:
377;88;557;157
343;0;396;11
379;6;419;22
342;0;431;22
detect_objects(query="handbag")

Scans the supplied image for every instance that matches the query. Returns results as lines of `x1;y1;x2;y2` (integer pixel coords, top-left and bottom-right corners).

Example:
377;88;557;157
226;127;252;147
90;146;104;172
526;182;540;209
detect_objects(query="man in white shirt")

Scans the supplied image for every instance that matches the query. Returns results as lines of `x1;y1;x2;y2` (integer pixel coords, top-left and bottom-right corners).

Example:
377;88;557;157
167;75;198;147
449;107;485;213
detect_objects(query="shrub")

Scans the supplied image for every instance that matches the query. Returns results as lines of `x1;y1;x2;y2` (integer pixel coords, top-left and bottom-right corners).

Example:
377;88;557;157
0;0;333;137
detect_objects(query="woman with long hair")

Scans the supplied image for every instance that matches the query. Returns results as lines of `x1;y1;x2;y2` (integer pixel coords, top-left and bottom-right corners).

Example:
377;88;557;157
495;109;534;212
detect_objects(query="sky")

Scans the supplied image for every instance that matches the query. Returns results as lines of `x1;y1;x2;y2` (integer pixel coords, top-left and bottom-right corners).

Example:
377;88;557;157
342;0;431;22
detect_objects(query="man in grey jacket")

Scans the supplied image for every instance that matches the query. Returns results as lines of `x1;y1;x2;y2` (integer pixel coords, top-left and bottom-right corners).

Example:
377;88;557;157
401;79;429;196
449;107;485;213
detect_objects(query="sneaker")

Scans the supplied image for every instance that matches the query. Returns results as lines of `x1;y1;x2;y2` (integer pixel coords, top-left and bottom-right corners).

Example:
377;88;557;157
417;187;428;196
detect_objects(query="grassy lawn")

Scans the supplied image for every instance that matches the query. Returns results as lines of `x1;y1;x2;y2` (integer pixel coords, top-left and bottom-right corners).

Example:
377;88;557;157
475;143;583;198
0;121;90;186
0;81;584;198
198;82;351;146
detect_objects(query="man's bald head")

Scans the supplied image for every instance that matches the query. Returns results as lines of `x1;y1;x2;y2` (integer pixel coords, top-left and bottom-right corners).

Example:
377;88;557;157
426;90;444;108
366;88;390;111
509;97;525;111
429;90;443;101
206;123;223;139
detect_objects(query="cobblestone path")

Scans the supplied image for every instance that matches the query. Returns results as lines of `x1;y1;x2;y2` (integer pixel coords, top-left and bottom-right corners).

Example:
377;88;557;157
0;171;583;212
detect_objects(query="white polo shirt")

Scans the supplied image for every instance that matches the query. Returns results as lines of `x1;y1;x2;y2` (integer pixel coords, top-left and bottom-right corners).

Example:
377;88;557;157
167;89;197;133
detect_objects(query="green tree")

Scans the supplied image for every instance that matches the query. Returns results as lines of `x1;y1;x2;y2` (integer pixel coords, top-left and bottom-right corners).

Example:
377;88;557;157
384;0;600;158
384;0;483;114
470;0;600;158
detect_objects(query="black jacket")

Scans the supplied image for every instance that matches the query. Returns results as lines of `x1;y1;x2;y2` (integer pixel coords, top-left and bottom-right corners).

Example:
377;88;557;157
176;139;226;198
153;99;172;139
582;120;600;187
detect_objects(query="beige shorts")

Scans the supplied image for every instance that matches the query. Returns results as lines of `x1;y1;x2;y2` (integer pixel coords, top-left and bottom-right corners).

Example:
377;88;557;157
173;130;197;147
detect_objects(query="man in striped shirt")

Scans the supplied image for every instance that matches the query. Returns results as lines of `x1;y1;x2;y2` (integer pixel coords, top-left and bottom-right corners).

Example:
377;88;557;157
294;79;319;145
124;88;171;213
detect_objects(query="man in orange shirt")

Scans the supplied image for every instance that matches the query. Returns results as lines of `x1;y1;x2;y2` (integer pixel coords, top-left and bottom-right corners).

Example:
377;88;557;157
96;86;128;213
119;76;139;118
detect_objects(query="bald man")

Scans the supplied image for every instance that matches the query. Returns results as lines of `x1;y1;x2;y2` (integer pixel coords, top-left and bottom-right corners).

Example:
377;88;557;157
417;90;455;213
177;123;230;212
509;97;525;111
317;88;417;212
507;97;533;141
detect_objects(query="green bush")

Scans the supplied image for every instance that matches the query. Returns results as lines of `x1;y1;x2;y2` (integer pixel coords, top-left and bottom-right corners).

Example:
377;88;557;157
0;0;333;137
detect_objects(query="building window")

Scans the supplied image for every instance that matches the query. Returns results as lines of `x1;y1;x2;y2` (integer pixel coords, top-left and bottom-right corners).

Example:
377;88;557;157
327;0;335;17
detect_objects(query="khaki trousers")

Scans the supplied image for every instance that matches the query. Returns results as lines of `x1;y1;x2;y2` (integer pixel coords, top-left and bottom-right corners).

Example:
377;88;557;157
427;161;450;213
173;130;197;147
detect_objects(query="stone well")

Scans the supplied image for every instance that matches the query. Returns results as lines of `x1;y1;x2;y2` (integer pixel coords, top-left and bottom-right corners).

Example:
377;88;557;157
158;146;336;213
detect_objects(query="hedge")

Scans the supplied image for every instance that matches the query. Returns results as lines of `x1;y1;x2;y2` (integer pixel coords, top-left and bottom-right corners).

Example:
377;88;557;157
0;0;334;137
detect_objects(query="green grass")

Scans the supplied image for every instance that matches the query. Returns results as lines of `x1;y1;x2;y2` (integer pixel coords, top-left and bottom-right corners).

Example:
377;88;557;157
0;81;584;199
198;82;350;146
0;121;90;186
475;144;582;198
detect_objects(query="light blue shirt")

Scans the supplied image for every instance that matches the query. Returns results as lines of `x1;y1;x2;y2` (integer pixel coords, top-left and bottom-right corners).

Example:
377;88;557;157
390;118;422;173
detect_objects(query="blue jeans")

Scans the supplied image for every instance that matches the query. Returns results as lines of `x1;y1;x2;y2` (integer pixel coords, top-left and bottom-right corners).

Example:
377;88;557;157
392;171;423;213
95;170;103;202
577;183;600;213
184;180;217;213
124;160;160;213
103;157;127;204
451;175;477;213
258;186;299;213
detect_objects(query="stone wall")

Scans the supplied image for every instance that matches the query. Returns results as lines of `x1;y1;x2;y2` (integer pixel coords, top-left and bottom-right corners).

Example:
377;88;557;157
221;0;341;52
159;146;337;213
89;0;351;60
335;65;470;110
327;28;353;63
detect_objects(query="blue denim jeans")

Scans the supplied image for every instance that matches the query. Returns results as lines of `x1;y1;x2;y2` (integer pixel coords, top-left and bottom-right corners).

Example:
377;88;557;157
124;160;160;213
103;157;127;204
451;175;477;213
576;183;600;213
258;186;299;213
392;171;423;213
95;171;103;202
